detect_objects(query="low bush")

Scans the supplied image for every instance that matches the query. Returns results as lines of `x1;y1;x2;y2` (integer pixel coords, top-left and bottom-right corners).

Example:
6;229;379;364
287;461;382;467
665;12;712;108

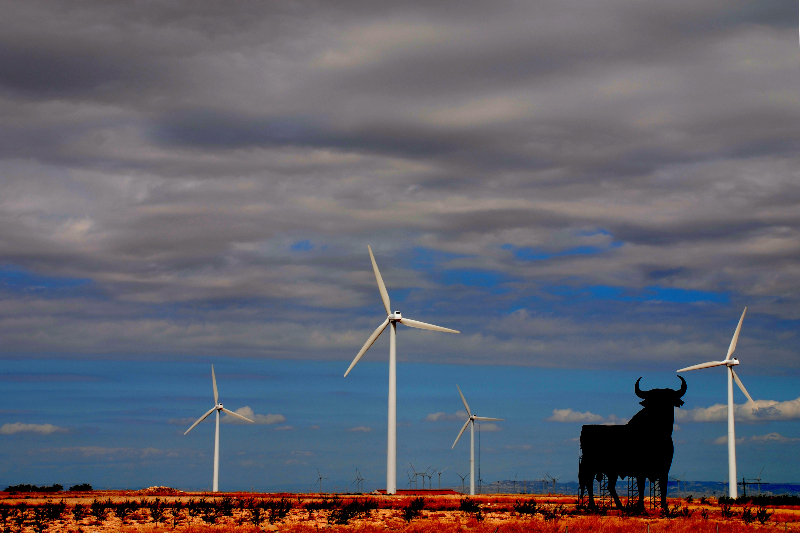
755;505;771;524
145;498;166;525
327;500;362;525
4;485;62;494
720;504;734;519
30;507;50;533
89;499;109;524
0;505;13;533
68;484;92;492
513;499;539;516
402;497;425;522
540;504;565;521
459;498;483;521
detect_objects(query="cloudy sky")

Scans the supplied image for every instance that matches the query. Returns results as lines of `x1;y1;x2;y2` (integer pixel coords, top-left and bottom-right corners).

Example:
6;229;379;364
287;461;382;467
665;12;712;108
1;0;798;491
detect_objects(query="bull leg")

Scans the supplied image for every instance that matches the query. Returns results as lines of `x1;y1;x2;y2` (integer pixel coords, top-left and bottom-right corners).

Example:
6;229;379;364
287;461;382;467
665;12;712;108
608;475;624;512
660;476;668;513
585;474;596;510
635;475;646;514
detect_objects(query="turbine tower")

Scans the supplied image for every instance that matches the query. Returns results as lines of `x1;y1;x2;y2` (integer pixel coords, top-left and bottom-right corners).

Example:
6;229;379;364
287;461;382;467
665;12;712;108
677;308;757;498
344;245;460;494
451;385;503;495
184;365;254;492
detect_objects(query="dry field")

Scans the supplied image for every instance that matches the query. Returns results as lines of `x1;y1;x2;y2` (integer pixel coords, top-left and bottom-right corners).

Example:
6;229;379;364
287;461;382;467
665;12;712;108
1;489;798;533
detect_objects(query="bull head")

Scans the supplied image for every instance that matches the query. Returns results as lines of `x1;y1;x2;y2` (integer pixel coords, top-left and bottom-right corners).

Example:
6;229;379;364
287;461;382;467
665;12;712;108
635;376;687;407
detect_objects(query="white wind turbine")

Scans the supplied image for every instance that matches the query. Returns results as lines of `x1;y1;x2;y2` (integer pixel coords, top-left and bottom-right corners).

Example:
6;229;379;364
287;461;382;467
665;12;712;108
677;308;757;498
184;365;254;492
451;385;503;496
344;245;460;494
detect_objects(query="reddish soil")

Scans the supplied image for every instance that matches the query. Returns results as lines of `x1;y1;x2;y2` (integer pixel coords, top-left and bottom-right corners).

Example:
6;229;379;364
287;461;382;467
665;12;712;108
0;490;796;532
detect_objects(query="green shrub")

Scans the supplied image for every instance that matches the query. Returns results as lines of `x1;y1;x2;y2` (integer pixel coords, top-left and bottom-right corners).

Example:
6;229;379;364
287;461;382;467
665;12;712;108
327;499;362;526
513;499;539;516
112;500;138;523
71;504;87;523
146;499;166;525
402;497;425;522
4;485;62;494
30;507;50;533
755;506;771;524
459;498;483;521
89;499;109;524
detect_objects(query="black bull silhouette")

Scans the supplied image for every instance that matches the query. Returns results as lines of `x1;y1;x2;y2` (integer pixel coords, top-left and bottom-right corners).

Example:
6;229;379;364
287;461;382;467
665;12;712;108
579;376;686;513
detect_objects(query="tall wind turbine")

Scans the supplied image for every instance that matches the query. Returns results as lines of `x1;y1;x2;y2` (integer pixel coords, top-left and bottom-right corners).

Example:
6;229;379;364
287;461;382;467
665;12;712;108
344;245;460;494
184;365;254;492
451;385;503;496
677;308;757;498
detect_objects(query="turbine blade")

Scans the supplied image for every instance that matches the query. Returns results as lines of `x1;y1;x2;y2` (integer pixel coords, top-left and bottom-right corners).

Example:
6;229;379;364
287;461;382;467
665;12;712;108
222;407;255;423
731;368;755;404
725;307;747;361
184;407;216;435
676;360;728;372
212;365;219;405
474;417;504;421
344;318;390;377
452;419;471;449
399;317;459;334
368;245;391;316
456;385;472;417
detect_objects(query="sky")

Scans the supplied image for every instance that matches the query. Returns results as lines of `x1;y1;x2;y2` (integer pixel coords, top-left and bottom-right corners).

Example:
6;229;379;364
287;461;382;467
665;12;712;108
0;0;798;492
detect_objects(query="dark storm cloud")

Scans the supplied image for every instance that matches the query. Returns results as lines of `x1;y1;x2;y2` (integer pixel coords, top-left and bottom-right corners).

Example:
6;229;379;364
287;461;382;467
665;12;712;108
0;0;797;366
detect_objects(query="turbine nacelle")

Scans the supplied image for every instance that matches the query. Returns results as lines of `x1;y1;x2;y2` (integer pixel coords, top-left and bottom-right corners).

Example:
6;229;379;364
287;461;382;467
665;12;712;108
389;311;402;320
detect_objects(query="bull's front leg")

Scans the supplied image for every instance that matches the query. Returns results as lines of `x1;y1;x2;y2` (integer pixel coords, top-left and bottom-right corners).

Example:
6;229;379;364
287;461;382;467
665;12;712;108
585;474;596;510
608;475;624;512
660;476;669;513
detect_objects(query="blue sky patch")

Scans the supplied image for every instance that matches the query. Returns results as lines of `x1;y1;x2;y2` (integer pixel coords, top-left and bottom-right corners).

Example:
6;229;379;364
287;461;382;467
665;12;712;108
290;240;314;252
548;284;728;304
0;265;92;293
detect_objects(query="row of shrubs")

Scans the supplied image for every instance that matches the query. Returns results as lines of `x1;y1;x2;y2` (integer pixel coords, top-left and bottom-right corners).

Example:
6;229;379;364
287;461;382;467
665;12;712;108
718;494;800;506
0;497;296;532
3;484;91;494
0;495;780;530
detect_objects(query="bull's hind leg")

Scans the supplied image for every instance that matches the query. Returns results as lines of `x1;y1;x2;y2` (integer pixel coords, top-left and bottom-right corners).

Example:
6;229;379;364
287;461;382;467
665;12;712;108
660;476;669;513
584;473;596;510
608;475;624;512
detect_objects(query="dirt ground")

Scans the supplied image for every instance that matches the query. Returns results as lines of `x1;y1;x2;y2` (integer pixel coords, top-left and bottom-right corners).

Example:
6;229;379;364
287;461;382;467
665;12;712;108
1;490;798;532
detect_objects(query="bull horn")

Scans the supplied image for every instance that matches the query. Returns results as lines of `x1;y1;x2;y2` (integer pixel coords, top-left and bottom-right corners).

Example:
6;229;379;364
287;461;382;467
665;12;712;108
676;375;687;398
634;377;647;399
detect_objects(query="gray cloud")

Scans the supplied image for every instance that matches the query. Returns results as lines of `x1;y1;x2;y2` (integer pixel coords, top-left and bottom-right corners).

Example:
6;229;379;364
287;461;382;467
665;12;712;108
0;422;66;435
546;409;628;425
676;396;800;423
0;0;797;370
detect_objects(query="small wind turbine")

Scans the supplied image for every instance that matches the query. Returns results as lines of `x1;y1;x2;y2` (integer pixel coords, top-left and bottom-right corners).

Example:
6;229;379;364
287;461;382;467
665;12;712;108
436;467;449;489
351;469;365;493
344;245;459;494
184;365;254;492
670;473;686;493
451;385;503;496
677;308;758;498
456;472;469;493
315;469;328;493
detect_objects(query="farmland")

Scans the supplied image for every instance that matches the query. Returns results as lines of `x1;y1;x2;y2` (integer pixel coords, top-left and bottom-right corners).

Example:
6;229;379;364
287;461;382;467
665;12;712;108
1;489;798;533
